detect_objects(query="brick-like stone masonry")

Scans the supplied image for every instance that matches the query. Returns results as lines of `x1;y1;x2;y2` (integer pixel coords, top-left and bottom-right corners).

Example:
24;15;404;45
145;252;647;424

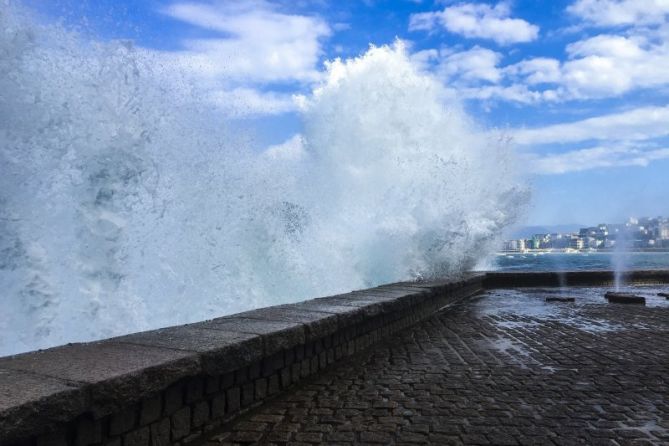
205;290;669;445
0;278;484;446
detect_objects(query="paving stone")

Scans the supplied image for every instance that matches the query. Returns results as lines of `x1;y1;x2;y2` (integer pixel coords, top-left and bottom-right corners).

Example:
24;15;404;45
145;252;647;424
202;286;669;446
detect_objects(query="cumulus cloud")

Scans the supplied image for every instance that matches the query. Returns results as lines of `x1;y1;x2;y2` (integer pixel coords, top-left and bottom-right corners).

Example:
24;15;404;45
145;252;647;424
409;2;539;45
442;27;669;102
558;33;669;98
567;0;669;27
513;106;669;145
162;1;331;83
416;46;503;84
531;145;669;174
505;57;562;85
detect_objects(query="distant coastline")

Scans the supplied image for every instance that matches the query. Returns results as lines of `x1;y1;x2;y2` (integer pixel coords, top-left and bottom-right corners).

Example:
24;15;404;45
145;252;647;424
497;248;669;254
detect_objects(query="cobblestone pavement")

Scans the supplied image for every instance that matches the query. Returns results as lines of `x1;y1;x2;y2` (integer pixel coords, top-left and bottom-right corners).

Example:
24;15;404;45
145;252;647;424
206;287;669;445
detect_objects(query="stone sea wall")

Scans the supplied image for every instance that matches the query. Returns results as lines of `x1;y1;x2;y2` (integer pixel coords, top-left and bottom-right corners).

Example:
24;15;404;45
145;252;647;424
2;269;668;446
0;276;486;445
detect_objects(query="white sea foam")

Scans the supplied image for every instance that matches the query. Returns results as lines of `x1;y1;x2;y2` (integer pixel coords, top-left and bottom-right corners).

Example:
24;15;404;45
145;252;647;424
0;3;528;356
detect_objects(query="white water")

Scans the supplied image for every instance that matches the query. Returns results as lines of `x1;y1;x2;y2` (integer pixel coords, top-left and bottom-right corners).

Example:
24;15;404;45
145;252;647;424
0;3;528;356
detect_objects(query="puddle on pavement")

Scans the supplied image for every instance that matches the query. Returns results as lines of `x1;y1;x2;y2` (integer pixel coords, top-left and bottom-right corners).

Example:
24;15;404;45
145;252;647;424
474;285;669;334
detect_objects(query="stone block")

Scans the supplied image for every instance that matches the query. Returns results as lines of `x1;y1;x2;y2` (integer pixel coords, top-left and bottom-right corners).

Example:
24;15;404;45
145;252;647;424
234;307;339;342
255;378;267;400
280;367;292;388
124;426;149;446
171;406;191;439
201;317;305;356
75;416;102;446
289;300;366;328
248;362;261;380
0;341;199;417
211;393;226;419
192;400;209;427
185;377;204;404
139;395;161;426
150;419;170;446
205;375;219;394
220;372;234;390
36;431;67;446
262;352;284;377
242;382;254;407
226;387;241;413
605;292;645;304
268;374;280;395
284;348;295;366
163;384;183;415
113;326;262;376
0;369;88;442
109;406;137;435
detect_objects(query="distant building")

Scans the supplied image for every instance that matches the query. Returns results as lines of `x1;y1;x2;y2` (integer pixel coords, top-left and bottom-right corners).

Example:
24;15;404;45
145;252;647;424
569;236;584;250
500;216;667;252
660;224;669;240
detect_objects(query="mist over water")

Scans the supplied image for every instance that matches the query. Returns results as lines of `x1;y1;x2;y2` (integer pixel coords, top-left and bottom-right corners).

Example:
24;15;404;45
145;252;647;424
0;3;528;356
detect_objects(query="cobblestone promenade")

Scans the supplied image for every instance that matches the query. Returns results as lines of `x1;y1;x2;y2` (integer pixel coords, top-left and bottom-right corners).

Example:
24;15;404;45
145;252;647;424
205;287;669;445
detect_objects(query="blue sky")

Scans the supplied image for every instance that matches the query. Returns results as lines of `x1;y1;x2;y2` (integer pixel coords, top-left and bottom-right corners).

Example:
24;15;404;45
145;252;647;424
27;0;669;226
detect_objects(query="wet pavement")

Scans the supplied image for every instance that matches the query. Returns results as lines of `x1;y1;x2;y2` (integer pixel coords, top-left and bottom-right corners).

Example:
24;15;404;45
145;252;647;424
205;287;669;445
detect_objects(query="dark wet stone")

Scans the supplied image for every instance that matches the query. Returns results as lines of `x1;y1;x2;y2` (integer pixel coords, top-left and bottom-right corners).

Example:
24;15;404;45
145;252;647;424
605;292;645;304
545;297;576;303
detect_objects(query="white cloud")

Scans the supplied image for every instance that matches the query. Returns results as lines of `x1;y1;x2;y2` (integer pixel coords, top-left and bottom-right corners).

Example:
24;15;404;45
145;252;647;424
559;33;669;98
567;0;669;27
209;88;298;117
505;57;562;85
162;1;331;83
531;145;669;174
439;46;502;83
418;46;503;84
458;29;669;102
461;84;560;103
513;106;669;145
409;2;539;45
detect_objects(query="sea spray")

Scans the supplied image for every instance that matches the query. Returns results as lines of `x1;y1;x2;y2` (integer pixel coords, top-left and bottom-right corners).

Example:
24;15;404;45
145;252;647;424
612;228;631;291
0;3;529;356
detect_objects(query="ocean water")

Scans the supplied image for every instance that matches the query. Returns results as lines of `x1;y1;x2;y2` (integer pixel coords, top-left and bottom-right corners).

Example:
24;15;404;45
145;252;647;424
0;3;528;356
494;252;669;271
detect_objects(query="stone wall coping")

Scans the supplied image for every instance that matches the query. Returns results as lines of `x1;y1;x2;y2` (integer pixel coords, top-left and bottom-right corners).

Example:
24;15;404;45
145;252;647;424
0;269;666;442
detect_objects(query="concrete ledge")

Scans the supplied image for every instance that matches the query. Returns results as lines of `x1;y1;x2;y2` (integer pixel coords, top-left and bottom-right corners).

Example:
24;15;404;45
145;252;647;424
2;269;667;445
